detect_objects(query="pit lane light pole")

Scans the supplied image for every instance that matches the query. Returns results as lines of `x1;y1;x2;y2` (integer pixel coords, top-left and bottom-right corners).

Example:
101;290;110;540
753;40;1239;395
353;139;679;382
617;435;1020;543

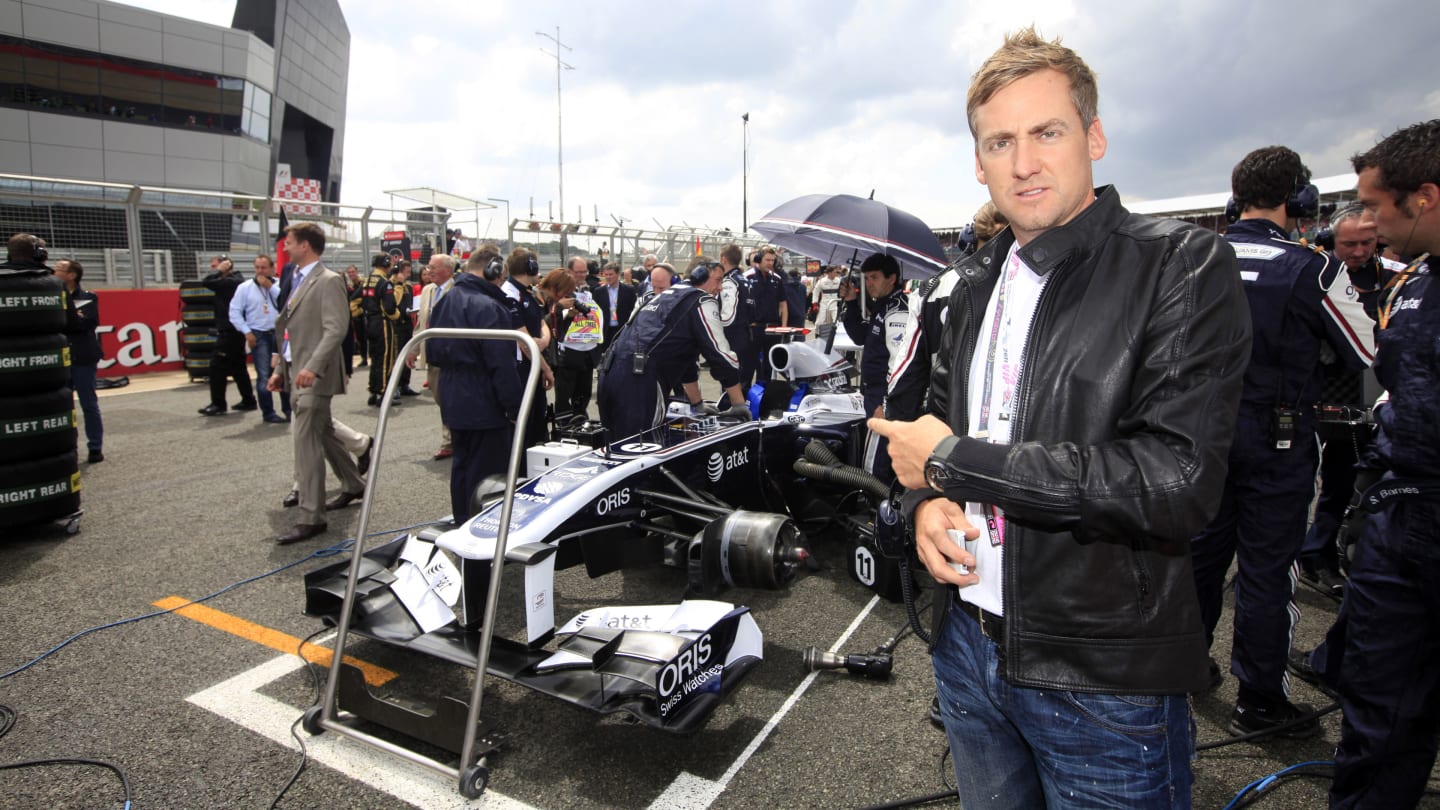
537;27;574;257
486;197;510;244
742;112;750;234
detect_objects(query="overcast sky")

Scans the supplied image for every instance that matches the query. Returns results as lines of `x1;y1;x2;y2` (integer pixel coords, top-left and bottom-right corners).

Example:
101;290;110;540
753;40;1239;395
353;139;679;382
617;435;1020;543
125;0;1436;242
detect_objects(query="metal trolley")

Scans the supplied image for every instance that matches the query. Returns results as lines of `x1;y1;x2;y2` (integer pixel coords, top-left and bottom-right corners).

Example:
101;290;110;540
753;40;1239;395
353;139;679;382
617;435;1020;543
301;326;541;799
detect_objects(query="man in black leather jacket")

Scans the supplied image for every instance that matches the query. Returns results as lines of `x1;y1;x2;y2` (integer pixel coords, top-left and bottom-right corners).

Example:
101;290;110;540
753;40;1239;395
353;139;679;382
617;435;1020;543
871;26;1250;809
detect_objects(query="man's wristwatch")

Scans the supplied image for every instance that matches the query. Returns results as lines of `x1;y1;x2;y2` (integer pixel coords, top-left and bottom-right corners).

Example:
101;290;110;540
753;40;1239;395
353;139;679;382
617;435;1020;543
924;435;961;492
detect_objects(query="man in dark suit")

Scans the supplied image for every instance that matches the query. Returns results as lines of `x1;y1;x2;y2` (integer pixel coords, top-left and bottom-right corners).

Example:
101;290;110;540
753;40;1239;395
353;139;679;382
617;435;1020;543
592;261;636;346
267;222;366;545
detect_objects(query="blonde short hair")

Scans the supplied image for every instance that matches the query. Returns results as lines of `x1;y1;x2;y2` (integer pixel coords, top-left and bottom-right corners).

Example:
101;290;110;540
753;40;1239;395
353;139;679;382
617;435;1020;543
973;201;1008;244
966;25;1098;138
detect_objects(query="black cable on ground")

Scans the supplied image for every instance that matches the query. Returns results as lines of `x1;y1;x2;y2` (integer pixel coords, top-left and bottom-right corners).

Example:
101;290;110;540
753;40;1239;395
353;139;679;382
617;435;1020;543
0;520;433;682
268;626;331;810
0;757;132;809
0;703;14;741
858;788;958;810
854;745;960;810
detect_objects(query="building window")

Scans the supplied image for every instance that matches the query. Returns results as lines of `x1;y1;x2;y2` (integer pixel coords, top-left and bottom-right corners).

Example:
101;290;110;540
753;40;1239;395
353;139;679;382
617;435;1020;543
0;33;270;143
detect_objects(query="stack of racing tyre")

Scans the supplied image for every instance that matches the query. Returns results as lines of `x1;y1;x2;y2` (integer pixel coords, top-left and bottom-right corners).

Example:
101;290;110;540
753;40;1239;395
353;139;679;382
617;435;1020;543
0;267;82;533
180;279;216;381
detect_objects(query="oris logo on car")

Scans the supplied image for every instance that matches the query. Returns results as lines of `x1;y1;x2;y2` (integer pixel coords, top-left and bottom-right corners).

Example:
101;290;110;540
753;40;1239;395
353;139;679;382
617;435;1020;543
595;487;631;515
705;447;751;483
657;632;716;702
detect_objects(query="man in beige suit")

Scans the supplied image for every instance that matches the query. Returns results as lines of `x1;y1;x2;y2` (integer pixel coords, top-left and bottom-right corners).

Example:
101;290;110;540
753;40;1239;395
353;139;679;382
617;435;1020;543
406;253;455;459
267;221;366;545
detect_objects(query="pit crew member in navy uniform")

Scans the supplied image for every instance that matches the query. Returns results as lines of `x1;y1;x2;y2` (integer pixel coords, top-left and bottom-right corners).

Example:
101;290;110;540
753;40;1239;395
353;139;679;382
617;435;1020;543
716;243;754;399
428;250;524;524
361;254;400;406
1188;146;1369;737
840;253;909;419
501;248;554;450
1313;119;1440;810
840;253;909;481
597;263;746;441
745;247;786;383
870;27;1250;807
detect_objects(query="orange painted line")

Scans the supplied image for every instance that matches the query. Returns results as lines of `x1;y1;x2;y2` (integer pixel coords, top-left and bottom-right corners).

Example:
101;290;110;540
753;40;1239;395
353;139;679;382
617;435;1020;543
154;596;397;686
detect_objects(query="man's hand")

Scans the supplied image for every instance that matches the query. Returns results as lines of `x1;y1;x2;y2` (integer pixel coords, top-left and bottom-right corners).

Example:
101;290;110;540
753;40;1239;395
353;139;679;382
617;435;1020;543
245;332;257;351
405;351;418;369
295;368;317;388
541;363;555;390
266;372;284;393
914;498;981;587
723;403;752;421
867;414;956;490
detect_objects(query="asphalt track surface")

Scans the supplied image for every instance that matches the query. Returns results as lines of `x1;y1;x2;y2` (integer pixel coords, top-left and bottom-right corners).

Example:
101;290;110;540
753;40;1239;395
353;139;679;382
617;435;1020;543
1;369;1436;809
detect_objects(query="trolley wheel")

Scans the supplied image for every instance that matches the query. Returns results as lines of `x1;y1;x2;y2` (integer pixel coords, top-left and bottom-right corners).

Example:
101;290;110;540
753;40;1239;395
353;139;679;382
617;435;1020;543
64;515;80;535
301;705;326;736
459;760;489;799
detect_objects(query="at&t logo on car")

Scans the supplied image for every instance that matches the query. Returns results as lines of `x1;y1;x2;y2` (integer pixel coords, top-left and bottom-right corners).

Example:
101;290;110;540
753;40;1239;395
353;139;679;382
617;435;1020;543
705;447;751;483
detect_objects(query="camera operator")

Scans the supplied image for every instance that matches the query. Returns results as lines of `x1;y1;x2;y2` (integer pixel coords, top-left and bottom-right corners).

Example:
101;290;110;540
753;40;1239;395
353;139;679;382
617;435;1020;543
597;262;746;440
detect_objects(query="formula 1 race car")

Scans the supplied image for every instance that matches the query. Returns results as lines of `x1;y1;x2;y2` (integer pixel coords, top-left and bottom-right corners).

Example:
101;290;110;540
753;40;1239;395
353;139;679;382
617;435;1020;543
303;340;895;746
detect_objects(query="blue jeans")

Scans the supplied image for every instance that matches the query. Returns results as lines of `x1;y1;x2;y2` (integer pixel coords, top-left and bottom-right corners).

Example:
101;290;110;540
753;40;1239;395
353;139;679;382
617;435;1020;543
251;330;290;418
933;600;1194;809
70;363;102;451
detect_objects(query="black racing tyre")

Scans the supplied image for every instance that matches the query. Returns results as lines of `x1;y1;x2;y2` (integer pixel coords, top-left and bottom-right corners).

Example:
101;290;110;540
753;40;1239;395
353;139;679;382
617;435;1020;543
0;450;80;527
0;333;71;394
182;328;218;352
184;356;213;375
0;387;76;463
181;305;215;326
179;281;214;306
0;271;67;336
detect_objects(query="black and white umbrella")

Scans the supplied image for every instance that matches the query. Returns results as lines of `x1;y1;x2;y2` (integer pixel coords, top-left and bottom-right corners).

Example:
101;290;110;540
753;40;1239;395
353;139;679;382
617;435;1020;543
750;193;948;278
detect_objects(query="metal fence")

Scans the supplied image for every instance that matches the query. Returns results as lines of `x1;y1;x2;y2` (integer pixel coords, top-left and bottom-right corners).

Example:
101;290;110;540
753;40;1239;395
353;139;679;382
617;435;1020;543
0;173;771;287
504;218;767;278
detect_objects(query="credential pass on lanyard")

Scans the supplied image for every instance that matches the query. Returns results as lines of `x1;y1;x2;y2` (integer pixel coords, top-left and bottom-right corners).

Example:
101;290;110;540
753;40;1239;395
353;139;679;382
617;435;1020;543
975;248;1023;547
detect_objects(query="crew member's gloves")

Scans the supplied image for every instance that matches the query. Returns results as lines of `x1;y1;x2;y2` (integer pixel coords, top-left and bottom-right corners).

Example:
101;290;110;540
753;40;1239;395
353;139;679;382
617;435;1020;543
690;402;721;417
723;404;753;421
